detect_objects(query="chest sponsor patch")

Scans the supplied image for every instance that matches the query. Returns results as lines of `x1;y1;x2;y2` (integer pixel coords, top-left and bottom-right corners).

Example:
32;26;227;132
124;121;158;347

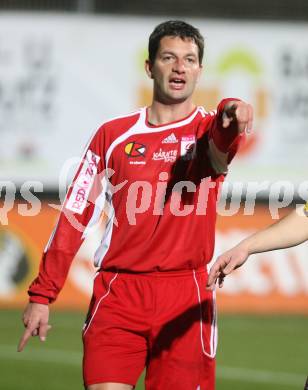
66;149;100;214
180;135;196;160
152;148;178;163
125;142;146;157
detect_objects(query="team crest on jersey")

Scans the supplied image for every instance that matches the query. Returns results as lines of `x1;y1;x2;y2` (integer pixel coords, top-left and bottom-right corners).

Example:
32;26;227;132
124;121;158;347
125;142;146;157
180;135;196;160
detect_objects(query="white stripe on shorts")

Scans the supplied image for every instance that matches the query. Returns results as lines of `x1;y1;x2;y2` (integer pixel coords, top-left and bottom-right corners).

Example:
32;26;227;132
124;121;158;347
83;272;118;336
192;270;217;359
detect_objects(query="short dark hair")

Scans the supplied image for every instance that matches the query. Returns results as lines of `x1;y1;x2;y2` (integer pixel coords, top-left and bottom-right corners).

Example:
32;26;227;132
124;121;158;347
148;20;204;65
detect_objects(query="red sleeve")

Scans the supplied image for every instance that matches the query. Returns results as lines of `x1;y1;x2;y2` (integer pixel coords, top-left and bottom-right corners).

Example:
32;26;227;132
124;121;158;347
28;126;106;305
205;98;245;175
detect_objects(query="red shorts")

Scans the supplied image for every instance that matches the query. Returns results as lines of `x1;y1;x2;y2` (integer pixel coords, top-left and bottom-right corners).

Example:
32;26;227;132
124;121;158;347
82;268;217;389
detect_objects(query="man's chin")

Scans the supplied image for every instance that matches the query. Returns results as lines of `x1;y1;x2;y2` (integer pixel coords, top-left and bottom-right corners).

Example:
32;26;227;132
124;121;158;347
163;92;190;104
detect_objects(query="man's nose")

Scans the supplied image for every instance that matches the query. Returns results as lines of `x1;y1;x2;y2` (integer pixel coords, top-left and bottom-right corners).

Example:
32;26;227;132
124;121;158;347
172;59;186;73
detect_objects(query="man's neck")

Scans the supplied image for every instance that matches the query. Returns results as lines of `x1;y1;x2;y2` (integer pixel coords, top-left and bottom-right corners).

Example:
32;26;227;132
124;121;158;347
147;100;196;126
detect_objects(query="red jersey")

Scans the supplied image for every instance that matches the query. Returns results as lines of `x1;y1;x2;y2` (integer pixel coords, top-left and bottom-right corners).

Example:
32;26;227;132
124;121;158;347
29;99;243;304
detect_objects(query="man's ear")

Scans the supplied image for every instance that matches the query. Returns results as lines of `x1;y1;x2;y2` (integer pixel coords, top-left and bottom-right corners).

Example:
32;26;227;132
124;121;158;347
196;64;203;84
145;59;154;79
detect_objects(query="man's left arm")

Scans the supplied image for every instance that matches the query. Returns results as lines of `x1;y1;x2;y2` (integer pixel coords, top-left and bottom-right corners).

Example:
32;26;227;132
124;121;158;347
207;99;253;174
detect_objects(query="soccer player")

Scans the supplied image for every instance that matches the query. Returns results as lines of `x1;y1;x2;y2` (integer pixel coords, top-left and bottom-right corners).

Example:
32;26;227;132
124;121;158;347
18;20;253;390
207;203;308;290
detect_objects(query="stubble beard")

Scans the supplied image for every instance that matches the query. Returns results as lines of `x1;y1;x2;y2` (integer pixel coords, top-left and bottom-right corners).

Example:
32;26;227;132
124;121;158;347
154;81;193;105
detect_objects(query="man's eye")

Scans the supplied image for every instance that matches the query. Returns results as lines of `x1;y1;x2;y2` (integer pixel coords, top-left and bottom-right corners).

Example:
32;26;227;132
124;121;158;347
163;56;173;61
187;58;195;63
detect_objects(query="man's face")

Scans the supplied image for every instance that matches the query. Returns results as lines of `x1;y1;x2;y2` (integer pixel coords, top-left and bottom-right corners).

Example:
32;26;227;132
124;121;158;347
146;36;202;104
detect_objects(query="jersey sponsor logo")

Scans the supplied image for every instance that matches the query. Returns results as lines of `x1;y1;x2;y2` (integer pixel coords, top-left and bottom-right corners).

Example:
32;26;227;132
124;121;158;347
129;161;146;165
180;135;196;160
152;148;178;163
124;142;146;157
162;132;178;144
66;149;100;214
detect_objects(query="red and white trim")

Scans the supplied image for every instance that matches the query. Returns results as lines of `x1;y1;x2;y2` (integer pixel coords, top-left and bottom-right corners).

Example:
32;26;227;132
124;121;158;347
192;270;217;359
83;272;118;336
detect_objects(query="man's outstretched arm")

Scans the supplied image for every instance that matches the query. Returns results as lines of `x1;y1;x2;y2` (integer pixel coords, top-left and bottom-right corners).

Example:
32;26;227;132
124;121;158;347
207;204;308;290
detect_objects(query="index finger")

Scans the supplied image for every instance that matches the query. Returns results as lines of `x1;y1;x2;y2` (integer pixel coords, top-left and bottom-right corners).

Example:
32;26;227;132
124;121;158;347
18;327;34;352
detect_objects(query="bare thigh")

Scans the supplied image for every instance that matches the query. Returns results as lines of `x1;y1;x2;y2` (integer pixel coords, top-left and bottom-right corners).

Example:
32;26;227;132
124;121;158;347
87;383;133;390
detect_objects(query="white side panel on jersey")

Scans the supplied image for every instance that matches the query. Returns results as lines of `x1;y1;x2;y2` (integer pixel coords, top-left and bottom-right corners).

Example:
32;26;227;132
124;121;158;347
93;204;115;267
81;177;108;240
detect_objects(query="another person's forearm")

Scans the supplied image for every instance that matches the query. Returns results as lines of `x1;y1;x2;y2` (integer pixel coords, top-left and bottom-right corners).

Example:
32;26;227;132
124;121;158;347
239;207;308;255
207;204;308;291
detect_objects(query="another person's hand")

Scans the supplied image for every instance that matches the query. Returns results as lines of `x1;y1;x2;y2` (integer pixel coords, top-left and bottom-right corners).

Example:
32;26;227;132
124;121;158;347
206;245;250;290
18;302;51;352
222;101;253;134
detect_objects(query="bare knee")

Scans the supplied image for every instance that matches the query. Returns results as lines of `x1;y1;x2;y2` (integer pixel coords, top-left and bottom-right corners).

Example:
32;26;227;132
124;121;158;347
87;383;133;390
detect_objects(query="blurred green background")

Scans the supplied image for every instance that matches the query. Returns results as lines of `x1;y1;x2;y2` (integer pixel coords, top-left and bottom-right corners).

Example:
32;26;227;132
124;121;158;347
1;309;307;390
